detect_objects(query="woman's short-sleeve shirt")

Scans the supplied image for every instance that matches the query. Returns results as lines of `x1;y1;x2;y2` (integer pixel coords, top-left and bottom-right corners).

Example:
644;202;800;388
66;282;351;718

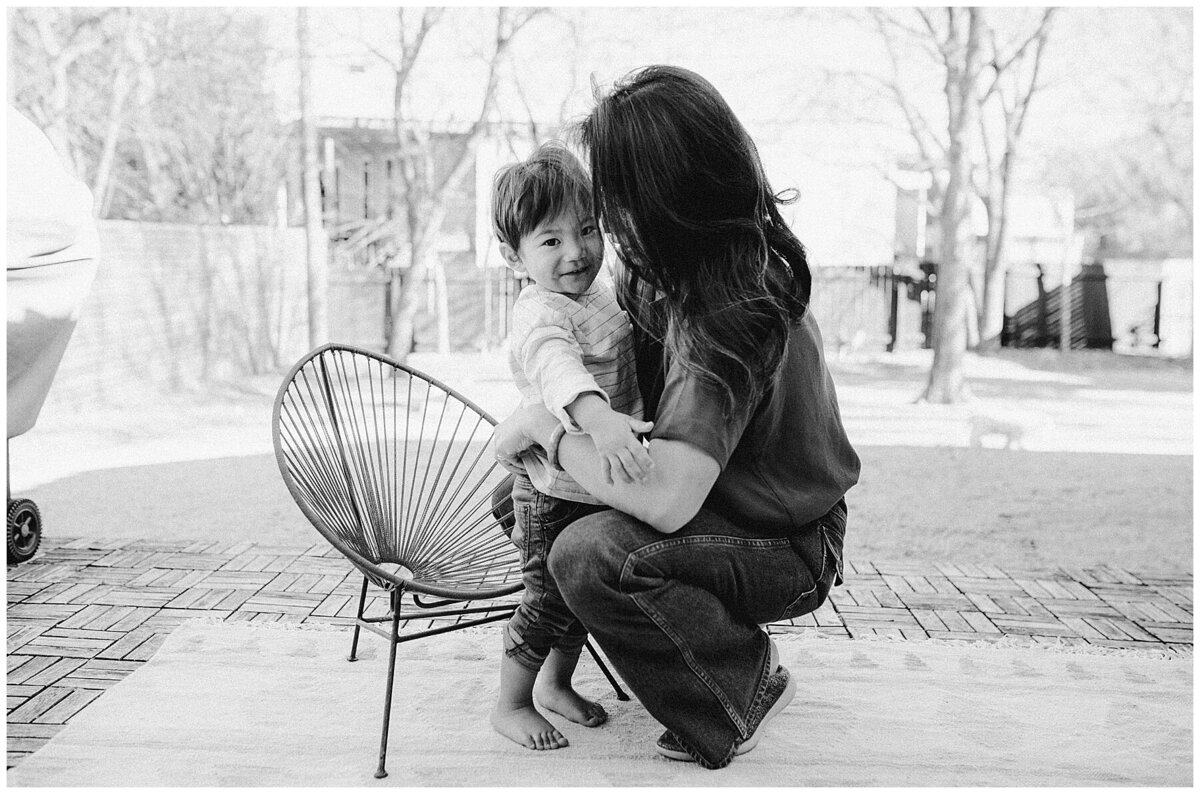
642;310;860;536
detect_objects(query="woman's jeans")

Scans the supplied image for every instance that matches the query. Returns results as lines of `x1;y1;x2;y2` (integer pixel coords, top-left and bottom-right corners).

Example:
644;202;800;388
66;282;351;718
548;500;847;768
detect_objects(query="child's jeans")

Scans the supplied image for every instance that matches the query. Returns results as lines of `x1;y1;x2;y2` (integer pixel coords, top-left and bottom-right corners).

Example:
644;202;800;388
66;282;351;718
502;473;607;672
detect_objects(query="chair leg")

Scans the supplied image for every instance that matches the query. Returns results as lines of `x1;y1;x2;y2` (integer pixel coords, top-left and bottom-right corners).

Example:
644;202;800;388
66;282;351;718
585;639;630;701
375;590;402;779
348;576;369;662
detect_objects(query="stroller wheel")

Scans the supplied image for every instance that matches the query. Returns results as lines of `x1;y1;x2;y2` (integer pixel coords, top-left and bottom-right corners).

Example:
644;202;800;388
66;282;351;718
7;498;43;564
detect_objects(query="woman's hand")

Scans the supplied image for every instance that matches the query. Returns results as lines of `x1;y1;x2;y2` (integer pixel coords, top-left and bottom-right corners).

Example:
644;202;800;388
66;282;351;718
493;404;548;462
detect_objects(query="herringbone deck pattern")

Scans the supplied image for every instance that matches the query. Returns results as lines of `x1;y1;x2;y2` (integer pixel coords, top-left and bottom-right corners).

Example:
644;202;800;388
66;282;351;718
7;537;1192;769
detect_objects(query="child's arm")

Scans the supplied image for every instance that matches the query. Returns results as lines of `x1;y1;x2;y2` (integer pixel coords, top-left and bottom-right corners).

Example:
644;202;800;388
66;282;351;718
566;393;655;485
513;295;651;483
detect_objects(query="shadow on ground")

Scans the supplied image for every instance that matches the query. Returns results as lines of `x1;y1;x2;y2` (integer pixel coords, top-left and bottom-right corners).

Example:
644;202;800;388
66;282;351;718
24;445;1192;575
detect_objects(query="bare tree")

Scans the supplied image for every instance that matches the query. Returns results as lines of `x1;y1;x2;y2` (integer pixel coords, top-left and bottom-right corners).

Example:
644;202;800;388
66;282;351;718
921;8;984;403
1038;8;1190;261
340;7;544;359
974;9;1056;352
297;7;328;347
12;8;288;225
9;8;122;181
865;8;984;402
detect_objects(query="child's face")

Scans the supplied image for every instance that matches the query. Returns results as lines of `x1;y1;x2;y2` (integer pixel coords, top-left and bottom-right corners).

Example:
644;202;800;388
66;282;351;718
502;207;604;296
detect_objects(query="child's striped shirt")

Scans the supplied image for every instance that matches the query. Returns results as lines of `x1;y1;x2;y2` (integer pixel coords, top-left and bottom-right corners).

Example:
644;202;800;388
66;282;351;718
507;279;643;503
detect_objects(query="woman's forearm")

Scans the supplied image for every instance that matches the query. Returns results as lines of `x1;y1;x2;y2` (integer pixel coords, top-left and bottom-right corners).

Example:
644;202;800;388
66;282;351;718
507;403;719;533
557;430;718;534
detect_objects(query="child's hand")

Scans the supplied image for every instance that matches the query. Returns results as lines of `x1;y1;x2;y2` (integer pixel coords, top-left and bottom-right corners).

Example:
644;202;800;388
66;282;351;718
587;411;655;485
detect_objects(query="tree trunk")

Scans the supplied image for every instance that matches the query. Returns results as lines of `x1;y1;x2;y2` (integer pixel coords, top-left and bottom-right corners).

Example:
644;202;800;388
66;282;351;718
923;9;980;404
387;240;430;360
298;7;328;348
977;141;1016;352
433;255;451;353
93;61;133;217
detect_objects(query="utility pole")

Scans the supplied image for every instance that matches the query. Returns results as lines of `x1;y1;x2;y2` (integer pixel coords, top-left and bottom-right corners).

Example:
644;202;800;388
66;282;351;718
298;7;328;348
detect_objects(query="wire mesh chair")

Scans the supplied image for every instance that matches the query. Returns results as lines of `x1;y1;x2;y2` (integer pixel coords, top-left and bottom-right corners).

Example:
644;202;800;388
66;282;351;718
272;343;628;778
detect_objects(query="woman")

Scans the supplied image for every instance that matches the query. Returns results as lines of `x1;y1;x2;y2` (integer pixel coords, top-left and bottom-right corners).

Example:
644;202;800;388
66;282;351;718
494;65;860;769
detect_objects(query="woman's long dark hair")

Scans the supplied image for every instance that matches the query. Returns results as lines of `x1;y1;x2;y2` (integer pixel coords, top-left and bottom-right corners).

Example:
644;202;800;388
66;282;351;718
579;65;812;414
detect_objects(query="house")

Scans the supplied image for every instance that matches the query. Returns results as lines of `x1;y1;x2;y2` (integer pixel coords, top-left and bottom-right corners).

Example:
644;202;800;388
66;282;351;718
284;117;540;352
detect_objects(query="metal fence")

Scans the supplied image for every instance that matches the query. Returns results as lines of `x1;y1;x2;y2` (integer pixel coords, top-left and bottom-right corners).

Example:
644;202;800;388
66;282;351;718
1002;262;1189;353
335;260;1190;358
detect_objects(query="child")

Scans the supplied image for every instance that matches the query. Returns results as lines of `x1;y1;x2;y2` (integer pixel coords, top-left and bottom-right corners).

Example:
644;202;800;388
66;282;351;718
489;141;653;751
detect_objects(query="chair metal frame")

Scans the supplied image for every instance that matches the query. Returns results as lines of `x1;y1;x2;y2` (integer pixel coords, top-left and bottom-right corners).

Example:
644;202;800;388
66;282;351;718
272;343;627;779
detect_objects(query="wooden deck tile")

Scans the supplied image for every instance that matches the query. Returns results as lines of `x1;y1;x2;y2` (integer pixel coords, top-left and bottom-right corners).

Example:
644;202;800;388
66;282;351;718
908;609;948;632
8;656;61;684
1082;617;1141;641
71;567;142;586
7;723;65;739
7;604;86;622
41;627;125;643
902;575;938;594
285;574;323;594
1039;599;1123;619
312;594;352;618
156;553;235;571
124;634;169;662
1012;578;1057;600
897;592;976;611
213;590;256;611
841;588;875;608
98;607;157;633
96;628;156;661
965;592;1002;613
1056;616;1109;641
17;635;114;659
33;688;103;724
165;587;238;611
145;610;232;629
86;586;185;609
7;655;34;674
6;582;49;600
13;656;87;688
879;574;914;593
6;688;72;723
56;537;130;550
1143;625;1193;643
872;589;908;609
1088;638;1178;651
932;610;974;633
960;611;1001;634
301;615;355;629
190;571;276;590
950;577;1028;596
7;627;48;653
6;536;1192;773
204;541;257;556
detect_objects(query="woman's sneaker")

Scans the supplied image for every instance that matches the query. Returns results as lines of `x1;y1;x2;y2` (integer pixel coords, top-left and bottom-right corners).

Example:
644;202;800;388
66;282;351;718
654;665;796;762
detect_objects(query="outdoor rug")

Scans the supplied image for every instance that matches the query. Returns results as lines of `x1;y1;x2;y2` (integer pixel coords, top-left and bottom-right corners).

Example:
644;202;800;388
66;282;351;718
7;621;1191;786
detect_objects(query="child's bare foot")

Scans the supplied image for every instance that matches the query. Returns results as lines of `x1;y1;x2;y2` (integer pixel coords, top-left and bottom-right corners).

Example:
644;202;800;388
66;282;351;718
534;682;608;727
491;702;569;750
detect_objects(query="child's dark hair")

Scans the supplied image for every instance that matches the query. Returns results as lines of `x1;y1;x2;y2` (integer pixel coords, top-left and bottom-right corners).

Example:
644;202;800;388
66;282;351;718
492;141;593;249
579;65;812;415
